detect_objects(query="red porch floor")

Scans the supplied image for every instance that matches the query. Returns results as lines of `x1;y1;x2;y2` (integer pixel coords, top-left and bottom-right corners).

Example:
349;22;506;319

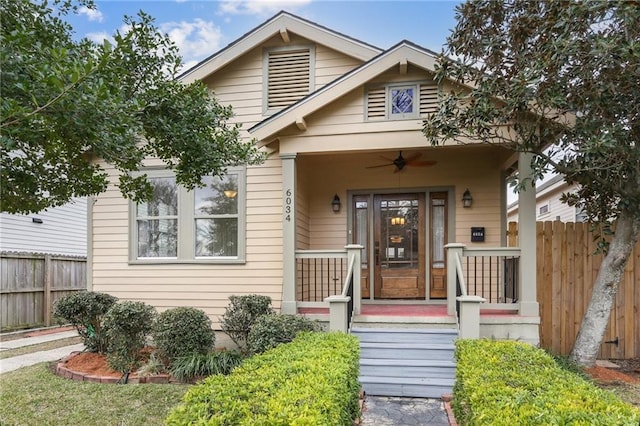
298;304;519;317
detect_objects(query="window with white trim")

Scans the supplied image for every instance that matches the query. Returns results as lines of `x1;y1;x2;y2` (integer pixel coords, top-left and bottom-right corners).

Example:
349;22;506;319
131;168;245;263
366;81;438;121
263;45;315;114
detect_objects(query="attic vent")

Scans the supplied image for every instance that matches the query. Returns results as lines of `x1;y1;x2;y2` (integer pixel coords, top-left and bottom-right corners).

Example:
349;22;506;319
367;87;386;120
267;48;311;110
419;82;439;115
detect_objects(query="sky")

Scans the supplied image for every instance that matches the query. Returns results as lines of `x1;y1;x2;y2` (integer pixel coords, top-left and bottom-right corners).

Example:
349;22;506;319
65;0;462;71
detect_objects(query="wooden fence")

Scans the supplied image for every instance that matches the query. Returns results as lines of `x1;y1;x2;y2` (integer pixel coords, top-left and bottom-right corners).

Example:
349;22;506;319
508;221;639;359
0;252;87;331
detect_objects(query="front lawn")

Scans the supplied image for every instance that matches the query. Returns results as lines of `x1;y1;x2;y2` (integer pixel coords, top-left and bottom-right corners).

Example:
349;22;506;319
0;363;190;426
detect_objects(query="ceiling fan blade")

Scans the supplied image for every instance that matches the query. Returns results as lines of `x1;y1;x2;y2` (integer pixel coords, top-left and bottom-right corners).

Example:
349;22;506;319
404;153;422;162
365;163;394;169
407;160;438;167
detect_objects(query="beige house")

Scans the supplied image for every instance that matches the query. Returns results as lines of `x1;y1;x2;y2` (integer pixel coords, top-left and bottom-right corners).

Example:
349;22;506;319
89;12;540;344
508;175;583;223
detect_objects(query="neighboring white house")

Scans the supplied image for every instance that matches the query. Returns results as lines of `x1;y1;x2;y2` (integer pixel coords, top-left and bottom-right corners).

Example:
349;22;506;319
507;175;583;223
0;198;87;256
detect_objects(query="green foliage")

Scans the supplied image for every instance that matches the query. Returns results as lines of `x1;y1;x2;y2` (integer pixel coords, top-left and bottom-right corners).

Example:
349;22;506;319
170;350;245;383
247;313;320;354
102;301;156;374
1;0;265;214
152;307;215;365
220;294;274;350
52;291;118;353
453;339;640;425
166;332;360;425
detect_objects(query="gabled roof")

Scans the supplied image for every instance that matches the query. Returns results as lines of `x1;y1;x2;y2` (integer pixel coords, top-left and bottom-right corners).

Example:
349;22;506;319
249;41;439;141
178;11;383;84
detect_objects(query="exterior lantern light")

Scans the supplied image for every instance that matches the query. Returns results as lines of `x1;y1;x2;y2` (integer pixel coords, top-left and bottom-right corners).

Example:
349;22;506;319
332;194;341;213
462;189;473;208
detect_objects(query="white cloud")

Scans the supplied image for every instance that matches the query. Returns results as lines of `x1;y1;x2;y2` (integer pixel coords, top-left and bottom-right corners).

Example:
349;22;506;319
78;5;104;23
159;19;224;67
86;31;113;44
218;0;311;16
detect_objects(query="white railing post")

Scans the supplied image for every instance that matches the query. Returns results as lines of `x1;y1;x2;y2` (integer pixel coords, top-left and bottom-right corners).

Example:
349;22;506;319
445;243;466;316
345;244;363;315
457;295;485;339
325;295;350;332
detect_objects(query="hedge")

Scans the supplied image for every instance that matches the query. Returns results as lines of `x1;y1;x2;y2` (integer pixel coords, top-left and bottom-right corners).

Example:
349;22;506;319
166;332;360;425
453;339;640;425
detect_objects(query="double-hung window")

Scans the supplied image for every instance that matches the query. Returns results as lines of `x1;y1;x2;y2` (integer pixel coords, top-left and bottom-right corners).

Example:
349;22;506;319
131;168;245;263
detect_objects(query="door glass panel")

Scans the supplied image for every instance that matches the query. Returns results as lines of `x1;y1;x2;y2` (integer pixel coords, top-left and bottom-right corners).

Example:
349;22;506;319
432;198;445;268
380;196;419;269
354;199;368;267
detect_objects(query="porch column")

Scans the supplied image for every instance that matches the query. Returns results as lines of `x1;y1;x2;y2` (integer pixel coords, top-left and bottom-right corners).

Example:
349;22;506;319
281;153;297;314
345;244;363;315
445;243;466;316
518;152;539;316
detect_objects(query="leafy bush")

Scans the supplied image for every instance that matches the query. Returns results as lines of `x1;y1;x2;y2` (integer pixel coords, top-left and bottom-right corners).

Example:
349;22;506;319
247;313;319;354
220;294;273;350
152;307;215;364
166;332;360;425
103;301;156;374
53;291;118;353
453;339;640;425
170;350;245;383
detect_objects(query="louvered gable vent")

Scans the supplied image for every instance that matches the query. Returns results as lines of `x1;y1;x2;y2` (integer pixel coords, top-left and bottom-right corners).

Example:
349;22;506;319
267;49;311;110
367;87;386;120
419;82;439;115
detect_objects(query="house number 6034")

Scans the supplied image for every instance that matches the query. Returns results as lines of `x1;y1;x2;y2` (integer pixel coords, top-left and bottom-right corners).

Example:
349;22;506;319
284;189;292;222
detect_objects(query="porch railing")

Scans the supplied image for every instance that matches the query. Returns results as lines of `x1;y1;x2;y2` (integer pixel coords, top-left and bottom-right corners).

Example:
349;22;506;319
451;249;485;339
459;247;521;305
295;250;348;303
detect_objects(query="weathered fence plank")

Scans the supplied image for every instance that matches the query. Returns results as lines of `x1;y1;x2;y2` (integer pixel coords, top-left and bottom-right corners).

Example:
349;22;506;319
0;252;87;331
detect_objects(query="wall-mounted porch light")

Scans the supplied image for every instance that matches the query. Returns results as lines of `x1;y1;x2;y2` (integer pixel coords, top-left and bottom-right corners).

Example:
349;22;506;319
331;194;341;213
462;189;473;208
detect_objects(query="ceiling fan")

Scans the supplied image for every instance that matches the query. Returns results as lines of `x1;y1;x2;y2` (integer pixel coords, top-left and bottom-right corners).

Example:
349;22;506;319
366;151;437;172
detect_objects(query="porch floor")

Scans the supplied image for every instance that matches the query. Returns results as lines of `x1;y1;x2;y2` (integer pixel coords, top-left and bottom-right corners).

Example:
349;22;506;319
298;304;520;318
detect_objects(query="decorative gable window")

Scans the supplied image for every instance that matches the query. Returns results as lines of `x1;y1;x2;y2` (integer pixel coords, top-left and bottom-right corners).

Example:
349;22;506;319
131;168;246;263
264;46;315;114
366;81;438;121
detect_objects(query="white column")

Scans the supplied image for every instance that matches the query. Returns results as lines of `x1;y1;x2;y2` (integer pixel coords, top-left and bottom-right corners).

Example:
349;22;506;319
281;153;297;314
345;244;363;315
445;243;466;316
518;152;539;316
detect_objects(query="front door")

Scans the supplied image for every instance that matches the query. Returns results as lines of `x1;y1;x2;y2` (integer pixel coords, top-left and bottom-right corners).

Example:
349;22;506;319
373;193;426;299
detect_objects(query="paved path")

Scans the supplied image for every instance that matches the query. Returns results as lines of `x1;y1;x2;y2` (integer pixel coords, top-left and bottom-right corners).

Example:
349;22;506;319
0;343;85;374
0;330;79;350
362;396;449;426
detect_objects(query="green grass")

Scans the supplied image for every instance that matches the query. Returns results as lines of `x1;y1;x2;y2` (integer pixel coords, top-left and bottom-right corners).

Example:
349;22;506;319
0;337;82;359
0;363;190;426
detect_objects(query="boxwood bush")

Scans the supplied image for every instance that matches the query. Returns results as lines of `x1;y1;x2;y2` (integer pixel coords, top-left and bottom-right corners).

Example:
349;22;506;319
53;291;118;353
220;294;273;350
453;339;640;425
247;313;319;354
152;307;215;364
166;332;360;425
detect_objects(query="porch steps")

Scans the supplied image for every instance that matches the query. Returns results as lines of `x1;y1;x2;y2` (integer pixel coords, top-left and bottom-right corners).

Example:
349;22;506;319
352;327;457;399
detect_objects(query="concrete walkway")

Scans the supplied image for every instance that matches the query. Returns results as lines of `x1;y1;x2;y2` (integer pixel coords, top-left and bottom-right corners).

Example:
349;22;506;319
362;396;449;425
0;328;84;374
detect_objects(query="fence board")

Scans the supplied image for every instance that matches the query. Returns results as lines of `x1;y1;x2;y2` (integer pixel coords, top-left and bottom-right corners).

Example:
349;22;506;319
0;252;87;331
509;221;639;359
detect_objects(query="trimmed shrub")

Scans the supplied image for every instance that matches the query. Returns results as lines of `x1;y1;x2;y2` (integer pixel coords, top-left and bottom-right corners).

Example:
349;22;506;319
453;339;640;425
166;332;360;425
220;294;273;350
170;350;245;382
53;291;118;353
103;301;156;374
153;307;215;364
247;313;319;354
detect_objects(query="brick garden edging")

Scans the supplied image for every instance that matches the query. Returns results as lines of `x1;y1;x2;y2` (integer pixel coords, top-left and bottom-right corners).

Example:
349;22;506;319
54;351;170;384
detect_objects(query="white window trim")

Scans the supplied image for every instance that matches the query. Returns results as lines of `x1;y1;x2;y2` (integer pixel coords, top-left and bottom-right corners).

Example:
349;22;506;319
387;83;419;120
538;202;550;218
365;81;432;121
262;44;315;116
129;167;246;264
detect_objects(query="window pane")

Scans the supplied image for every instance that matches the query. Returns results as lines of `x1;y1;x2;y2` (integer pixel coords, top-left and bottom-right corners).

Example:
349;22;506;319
196;218;238;257
137;219;177;257
432;203;445;264
391;87;414;114
195;175;238;215
137;178;177;217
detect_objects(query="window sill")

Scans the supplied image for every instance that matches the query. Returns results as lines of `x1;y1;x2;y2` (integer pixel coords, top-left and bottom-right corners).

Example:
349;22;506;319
128;259;246;266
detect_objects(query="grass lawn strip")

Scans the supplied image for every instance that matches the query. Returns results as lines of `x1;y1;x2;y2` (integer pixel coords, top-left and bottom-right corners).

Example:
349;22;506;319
0;363;190;426
0;337;82;359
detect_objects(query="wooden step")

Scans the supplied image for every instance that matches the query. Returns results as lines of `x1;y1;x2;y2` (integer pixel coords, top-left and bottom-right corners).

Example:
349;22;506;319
359;375;455;398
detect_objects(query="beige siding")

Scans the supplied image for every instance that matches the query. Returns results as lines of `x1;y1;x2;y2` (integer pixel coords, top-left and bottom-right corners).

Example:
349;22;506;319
92;156;283;327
